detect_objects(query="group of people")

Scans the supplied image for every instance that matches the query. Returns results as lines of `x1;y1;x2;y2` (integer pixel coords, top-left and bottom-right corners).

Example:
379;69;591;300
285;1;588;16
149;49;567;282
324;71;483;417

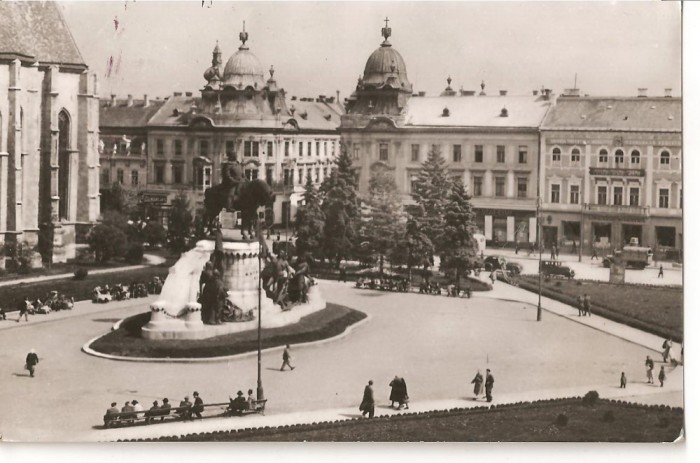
3;293;74;323
355;276;410;293
261;251;314;308
575;293;592;317
470;369;496;402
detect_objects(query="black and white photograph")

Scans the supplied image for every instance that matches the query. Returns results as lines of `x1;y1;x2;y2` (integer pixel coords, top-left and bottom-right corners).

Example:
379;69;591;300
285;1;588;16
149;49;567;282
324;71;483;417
0;0;692;451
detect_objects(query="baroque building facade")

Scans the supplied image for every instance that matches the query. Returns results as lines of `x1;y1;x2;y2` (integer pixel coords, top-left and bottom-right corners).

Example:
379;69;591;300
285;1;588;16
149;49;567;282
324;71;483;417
99;28;342;227
0;2;100;264
539;90;682;257
340;22;552;244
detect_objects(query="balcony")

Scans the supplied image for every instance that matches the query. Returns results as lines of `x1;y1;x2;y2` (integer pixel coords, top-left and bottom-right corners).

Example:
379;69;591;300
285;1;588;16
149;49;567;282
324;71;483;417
584;204;650;217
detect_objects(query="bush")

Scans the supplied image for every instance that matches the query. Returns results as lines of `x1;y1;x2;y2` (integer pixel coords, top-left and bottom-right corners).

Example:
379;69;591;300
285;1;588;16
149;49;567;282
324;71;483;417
142;221;166;247
555;413;568;426
582;390;600;406
125;242;145;264
87;224;127;263
554;281;562;287
73;268;89;280
602;410;615;423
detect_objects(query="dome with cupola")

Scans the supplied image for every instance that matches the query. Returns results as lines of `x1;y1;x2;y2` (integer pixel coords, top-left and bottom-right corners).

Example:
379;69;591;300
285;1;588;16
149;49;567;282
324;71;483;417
221;26;266;90
358;19;411;91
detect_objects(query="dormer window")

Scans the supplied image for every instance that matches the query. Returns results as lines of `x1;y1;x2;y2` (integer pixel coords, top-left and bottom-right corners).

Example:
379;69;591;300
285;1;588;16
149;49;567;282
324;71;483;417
500;107;509;117
442;107;450;117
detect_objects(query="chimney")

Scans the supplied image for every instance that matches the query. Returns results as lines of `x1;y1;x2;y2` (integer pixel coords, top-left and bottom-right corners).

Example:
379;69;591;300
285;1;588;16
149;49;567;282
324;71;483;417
185;91;193;97
499;90;507;96
460;90;475;96
127;94;134;107
174;92;182;97
418;91;426;97
110;94;117;106
563;88;580;97
532;90;539;96
143;94;149;107
637;88;648;98
664;88;672;98
336;90;340;102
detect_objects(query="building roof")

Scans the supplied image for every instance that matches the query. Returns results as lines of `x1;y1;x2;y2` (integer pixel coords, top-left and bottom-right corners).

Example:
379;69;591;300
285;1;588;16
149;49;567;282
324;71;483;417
362;42;411;90
541;97;681;132
403;95;552;129
100;98;166;128
222;46;266;90
0;1;85;68
148;96;343;132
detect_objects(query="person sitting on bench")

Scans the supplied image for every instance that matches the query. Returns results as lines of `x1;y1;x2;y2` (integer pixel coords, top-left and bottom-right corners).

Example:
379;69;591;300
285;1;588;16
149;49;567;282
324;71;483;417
121;401;136;422
158;398;172;420
229;390;247;414
145;400;160;423
104;402;120;424
178;396;193;420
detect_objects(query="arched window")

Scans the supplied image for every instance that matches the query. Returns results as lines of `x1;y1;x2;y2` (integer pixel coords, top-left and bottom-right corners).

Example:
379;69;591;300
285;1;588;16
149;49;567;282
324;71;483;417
631;149;641;165
571;147;581;163
599;148;608;163
552;147;561;162
660;150;670;165
614;149;624;164
58;110;71;220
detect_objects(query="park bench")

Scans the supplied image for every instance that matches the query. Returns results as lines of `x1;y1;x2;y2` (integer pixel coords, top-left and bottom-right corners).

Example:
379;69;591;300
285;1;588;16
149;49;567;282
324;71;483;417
102;399;267;428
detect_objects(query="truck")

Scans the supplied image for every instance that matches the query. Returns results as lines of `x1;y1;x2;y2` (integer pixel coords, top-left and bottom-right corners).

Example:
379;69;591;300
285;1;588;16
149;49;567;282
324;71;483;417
603;244;654;269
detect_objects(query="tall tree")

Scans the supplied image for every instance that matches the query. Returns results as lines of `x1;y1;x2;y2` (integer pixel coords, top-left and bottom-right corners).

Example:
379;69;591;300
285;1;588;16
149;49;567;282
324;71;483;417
167;192;193;253
440;179;479;290
294;175;325;257
410;147;452;255
101;182;138;217
362;166;404;274
389;218;435;279
320;144;360;267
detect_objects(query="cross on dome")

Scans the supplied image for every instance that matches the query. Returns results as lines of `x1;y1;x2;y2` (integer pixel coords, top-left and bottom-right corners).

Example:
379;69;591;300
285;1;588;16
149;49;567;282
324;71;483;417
239;21;249;49
381;16;392;43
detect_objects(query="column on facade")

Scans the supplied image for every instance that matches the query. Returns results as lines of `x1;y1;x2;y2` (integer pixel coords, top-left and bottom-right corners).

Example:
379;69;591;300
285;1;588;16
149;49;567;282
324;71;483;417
484;215;493;240
506;170;515;198
484;170;493;197
6;59;22;233
528;217;537;243
506;216;515;242
644;145;654;209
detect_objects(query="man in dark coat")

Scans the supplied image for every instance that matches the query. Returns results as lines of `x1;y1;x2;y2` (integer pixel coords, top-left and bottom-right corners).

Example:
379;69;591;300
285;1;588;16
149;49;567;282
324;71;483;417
359;380;375;418
25;349;39;377
201;270;226;324
192;391;204;419
485;369;495;402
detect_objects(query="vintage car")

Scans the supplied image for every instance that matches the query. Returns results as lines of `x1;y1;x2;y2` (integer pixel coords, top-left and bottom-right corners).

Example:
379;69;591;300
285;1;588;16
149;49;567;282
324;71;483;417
540;260;575;279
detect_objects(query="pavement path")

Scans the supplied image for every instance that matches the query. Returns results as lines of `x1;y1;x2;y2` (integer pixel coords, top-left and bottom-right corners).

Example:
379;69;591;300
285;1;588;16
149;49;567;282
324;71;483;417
0;280;682;442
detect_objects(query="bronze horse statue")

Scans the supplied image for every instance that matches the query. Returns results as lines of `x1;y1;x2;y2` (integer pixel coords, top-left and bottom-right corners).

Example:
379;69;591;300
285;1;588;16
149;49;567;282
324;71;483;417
203;161;273;238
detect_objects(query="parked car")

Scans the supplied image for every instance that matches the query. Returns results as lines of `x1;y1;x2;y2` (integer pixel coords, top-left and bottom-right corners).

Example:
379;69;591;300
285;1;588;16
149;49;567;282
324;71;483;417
540;260;575;279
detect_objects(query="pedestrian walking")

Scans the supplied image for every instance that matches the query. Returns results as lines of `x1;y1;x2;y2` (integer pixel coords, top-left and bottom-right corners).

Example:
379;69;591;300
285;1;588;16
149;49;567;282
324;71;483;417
554;244;559;259
515;241;520;255
658;265;664;279
658;366;666;388
489;270;496;284
528;242;535;257
662;339;671;363
620;372;627;388
576;295;584;317
192;391;204;419
0;306;7;320
389;376;402;408
485;369;495;402
583;293;591;317
25;349;39;378
645;355;655;384
591;248;599;260
17;298;30;322
550;246;556;260
470;370;484;399
280;344;295;371
359;380;375;418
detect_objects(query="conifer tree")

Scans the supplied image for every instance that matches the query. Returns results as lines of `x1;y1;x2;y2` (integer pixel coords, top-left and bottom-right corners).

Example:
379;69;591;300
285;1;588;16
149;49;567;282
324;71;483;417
294;175;325;257
440;179;479;290
410;147;452;254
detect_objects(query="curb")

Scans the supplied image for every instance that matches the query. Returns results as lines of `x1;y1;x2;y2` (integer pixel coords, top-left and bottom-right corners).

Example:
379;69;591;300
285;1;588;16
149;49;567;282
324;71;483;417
81;311;372;364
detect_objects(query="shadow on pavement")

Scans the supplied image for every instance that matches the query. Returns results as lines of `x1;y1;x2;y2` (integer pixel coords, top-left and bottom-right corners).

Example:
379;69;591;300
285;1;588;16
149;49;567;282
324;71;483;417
92;318;122;323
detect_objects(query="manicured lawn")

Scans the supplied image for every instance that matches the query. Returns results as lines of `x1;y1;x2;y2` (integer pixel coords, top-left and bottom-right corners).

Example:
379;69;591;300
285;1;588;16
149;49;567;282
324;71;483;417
0;259;135;283
141;398;683;442
0;265;170;308
89;303;366;358
518;276;683;341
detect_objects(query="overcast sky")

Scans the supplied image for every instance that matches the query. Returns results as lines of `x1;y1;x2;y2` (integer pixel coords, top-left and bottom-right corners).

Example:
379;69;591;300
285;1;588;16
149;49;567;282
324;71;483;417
59;1;682;100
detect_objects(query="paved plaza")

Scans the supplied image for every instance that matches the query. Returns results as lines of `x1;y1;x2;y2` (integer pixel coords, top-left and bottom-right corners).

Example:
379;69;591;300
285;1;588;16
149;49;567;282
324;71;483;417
0;279;681;442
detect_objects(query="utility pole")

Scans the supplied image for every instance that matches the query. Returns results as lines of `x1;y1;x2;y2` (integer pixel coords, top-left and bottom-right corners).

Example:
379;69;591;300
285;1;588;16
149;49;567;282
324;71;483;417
537;196;543;322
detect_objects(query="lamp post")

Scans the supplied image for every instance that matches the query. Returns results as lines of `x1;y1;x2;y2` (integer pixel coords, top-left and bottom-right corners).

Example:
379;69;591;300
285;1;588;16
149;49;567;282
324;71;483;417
579;203;585;262
282;158;296;256
256;219;265;401
536;196;543;322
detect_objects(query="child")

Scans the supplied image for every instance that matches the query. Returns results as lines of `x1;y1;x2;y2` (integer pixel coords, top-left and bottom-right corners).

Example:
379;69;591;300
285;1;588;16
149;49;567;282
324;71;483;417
620;372;627;388
658;366;666;388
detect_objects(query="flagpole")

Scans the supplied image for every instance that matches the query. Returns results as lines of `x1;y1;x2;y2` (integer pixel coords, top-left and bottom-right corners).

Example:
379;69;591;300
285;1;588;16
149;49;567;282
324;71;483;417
256;219;265;401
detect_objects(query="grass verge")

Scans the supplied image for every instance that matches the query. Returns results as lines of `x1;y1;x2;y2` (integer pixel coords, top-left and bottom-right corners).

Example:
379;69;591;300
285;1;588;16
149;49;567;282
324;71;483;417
0;265;170;307
518;276;683;342
89;303;366;358
131;398;683;442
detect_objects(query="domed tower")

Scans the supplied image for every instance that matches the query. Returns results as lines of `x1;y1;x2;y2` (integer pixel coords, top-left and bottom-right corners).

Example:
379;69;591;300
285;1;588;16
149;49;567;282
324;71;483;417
203;41;223;90
346;18;413;117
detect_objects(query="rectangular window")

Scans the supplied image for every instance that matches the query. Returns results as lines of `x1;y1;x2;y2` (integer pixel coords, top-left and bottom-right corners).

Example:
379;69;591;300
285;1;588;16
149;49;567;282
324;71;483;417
659;188;670;208
629;187;640;206
496;145;506;163
284;141;290;157
131;170;139;186
172;164;183;184
597;185;607;205
225;140;235;159
307;141;312;157
174;140;182;156
200;140;209;157
245;169;258;181
101;169;110;185
154;164;165;184
550;184;560;203
316;141;320;156
117;169;124;185
244;141;252;157
283;169;292;186
571;149;581;163
475;145;483;163
379;143;389;161
518;146;527;164
495;177;506;197
315;168;320;182
517;177;528;198
156;139;164;156
472;176;483;196
411;144;420;162
452;144;462;163
570;185;580;205
615;151;624;164
265;168;273;186
613;186;623;205
267;141;274;157
253;141;260;157
353;145;360;161
298;168;303;184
